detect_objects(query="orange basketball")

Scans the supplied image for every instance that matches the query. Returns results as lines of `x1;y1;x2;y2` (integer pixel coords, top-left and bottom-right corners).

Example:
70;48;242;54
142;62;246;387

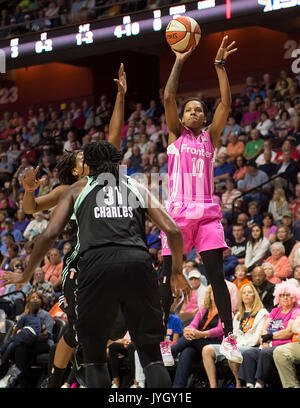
165;16;201;53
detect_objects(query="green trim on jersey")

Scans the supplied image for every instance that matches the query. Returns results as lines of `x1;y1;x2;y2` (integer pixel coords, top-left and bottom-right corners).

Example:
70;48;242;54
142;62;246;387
61;176;97;287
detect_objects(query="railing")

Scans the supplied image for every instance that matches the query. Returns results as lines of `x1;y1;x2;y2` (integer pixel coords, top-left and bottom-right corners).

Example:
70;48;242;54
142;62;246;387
0;289;27;304
230;173;291;214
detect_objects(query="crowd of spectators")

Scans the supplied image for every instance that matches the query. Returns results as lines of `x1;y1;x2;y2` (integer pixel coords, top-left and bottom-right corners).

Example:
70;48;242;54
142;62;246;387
0;67;300;388
0;0;177;38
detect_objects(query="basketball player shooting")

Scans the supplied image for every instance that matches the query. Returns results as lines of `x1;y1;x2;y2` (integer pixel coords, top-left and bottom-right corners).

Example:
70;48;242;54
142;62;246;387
161;35;242;362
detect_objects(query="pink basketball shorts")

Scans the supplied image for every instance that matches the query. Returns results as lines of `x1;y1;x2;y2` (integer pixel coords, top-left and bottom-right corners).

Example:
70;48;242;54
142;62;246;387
160;201;228;256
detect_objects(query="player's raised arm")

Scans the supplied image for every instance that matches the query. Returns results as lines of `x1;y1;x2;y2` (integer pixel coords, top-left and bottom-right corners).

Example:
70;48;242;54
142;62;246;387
0;183;82;287
207;35;237;147
108;63;127;150
164;48;194;145
21;166;69;214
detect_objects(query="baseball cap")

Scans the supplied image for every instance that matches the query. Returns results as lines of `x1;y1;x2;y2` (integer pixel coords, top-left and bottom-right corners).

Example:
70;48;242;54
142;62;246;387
188;269;201;279
282;211;292;218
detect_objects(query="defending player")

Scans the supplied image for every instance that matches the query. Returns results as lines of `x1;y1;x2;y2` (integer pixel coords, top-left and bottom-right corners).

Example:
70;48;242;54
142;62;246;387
19;63;127;388
2;141;190;388
161;35;242;362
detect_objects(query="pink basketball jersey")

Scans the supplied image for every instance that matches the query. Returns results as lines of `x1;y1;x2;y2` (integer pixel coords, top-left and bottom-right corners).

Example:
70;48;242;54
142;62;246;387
167;127;215;204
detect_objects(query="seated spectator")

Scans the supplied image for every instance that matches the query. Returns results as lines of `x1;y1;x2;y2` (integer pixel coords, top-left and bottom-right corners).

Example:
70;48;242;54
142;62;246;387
272;148;298;190
247;201;263;227
245;224;270;272
222;115;242;140
0;153;14;175
108;331;136;389
241;101;260;133
255;138;276;165
262;212;277;244
287;265;300;288
37;174;52;197
237;160;270;206
292;206;300;241
9;290;55;387
288;116;300;145
0;301;42;367
28;267;56;310
262;262;282;285
23;212;48;241
273;313;300;388
288;184;300;220
281;210;294;233
238;282;300;388
225;279;239;315
243;129;264;161
232;264;251;290
223;248;239;281
275;224;297;258
1;218;23;245
0;244;20;271
265;242;292;281
14;209;29;234
233;155;247;182
274;109;291;134
179;269;207;320
202;283;268;388
262;97;278;120
228;224;247;263
226;133;244;162
0;262;31;318
214;153;235;188
252;266;275;312
157;153;168;174
136;154;152;174
258;151;278;178
274;140;299;164
0;233;15;256
137;133;151;155
170;285;223;388
255;112;274;137
226;212;250;242
221;178;241;220
42;248;63;292
129;145;142;169
268;188;289;224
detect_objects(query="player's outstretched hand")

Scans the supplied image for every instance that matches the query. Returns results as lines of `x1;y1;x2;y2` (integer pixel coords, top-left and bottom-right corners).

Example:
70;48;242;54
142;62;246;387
215;35;237;62
0;270;28;288
171;273;191;302
172;45;195;63
114;62;127;95
20;166;45;192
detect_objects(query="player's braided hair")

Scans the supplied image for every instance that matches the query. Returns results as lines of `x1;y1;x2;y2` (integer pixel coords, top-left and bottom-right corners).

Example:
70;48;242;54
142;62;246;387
56;150;81;185
83;141;122;180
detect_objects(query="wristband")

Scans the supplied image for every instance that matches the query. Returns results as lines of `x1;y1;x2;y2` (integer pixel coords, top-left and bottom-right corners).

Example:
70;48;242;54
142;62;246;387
25;189;36;193
214;59;226;66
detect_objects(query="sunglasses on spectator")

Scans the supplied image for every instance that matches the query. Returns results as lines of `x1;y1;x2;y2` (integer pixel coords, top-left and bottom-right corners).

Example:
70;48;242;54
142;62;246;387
279;293;291;298
13;265;23;270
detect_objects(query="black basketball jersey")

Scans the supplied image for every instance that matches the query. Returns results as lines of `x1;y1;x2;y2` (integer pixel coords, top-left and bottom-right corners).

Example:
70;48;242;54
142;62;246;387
74;175;148;256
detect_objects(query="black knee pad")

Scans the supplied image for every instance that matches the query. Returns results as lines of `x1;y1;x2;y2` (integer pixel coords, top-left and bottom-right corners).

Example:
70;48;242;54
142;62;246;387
63;322;77;349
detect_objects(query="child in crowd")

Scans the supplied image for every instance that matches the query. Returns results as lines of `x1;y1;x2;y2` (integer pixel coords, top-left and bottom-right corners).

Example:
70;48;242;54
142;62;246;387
233;264;251;291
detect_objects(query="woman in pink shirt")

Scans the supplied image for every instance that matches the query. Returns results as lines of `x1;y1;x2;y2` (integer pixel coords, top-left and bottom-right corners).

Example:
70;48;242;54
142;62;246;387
170;286;223;388
238;282;300;388
265;242;292;281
